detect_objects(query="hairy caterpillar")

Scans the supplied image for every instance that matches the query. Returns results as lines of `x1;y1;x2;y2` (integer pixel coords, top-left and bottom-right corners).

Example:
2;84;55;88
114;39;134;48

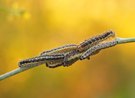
63;50;80;67
18;54;65;68
40;44;77;55
39;44;78;68
80;40;118;60
77;30;115;52
45;50;79;68
46;50;80;68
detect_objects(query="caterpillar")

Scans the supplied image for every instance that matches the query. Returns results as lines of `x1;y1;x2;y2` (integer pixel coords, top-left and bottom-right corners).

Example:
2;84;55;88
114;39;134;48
18;54;65;68
80;40;118;60
40;44;77;56
63;50;80;67
43;49;80;68
40;44;78;68
44;51;79;68
77;30;115;52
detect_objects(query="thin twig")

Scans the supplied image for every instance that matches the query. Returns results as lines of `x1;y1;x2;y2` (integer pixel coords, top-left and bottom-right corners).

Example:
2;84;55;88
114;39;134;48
0;37;135;81
116;37;135;44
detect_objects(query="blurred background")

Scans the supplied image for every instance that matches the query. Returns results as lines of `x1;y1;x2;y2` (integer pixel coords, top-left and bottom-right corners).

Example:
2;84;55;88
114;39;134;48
0;0;135;98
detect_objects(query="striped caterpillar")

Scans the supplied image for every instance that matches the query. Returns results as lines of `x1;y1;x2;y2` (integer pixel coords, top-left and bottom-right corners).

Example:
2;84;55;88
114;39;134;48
46;55;79;68
40;44;77;56
46;50;80;68
44;50;80;68
63;50;80;67
77;30;115;52
18;54;65;68
80;40;118;60
40;44;78;68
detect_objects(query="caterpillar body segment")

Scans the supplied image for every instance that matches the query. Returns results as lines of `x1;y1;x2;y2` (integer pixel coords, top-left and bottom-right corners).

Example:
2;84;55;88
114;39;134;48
80;40;118;60
40;44;77;56
18;54;65;68
45;50;80;68
63;50;80;67
77;31;115;52
40;44;78;68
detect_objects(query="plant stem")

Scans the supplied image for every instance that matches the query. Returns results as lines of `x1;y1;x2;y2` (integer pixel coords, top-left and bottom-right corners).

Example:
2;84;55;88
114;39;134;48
0;37;135;81
116;37;135;44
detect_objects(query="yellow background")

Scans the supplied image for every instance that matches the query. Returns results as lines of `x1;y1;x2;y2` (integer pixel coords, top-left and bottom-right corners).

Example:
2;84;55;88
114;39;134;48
0;0;135;98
